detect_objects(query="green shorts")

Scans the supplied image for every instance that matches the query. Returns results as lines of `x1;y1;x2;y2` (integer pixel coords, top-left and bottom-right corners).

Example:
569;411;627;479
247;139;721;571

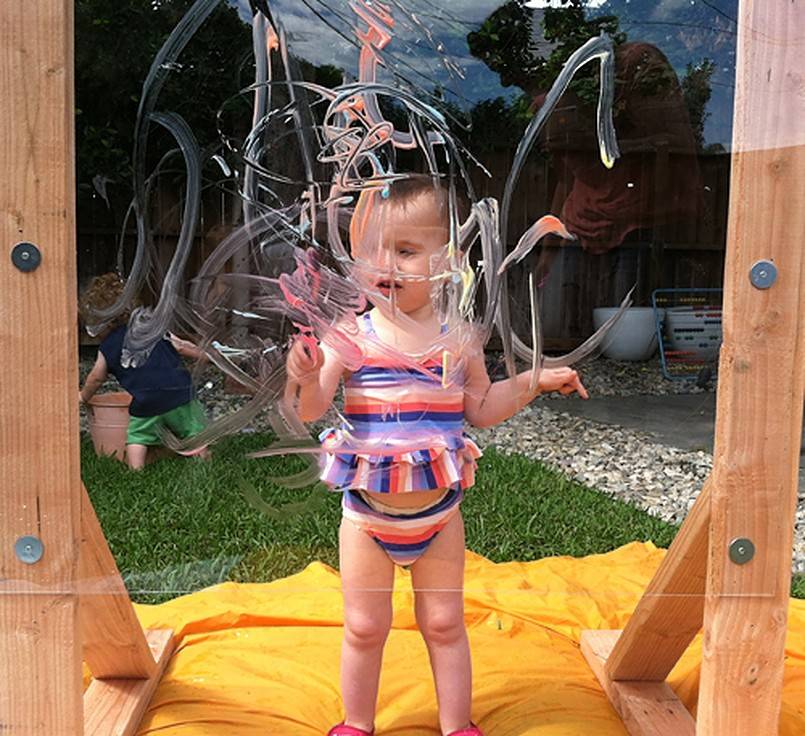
127;399;207;446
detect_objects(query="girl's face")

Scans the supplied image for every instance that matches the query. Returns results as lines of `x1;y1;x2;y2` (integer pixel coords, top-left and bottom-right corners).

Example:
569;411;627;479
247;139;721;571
352;193;449;316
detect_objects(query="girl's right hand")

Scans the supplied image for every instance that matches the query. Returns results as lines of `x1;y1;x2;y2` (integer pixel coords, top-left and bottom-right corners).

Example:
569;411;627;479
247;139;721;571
287;338;325;386
536;367;589;399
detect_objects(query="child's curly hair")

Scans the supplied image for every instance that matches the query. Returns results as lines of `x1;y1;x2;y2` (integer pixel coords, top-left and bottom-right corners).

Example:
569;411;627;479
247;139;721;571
78;272;134;331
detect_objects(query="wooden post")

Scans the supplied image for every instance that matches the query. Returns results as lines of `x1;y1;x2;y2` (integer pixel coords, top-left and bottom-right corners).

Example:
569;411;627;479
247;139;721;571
0;1;83;733
1;2;173;734
697;0;805;730
581;1;805;734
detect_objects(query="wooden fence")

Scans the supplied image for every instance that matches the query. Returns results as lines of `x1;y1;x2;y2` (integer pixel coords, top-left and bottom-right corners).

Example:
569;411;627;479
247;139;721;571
77;149;730;349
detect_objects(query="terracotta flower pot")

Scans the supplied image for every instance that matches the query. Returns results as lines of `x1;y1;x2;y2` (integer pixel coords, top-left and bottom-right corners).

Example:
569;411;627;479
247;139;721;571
87;391;132;461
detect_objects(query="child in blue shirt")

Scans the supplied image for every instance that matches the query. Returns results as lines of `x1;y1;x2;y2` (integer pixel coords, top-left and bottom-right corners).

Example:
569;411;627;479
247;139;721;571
79;273;208;469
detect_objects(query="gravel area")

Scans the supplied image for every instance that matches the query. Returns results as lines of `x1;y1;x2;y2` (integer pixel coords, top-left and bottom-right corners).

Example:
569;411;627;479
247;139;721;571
472;402;713;526
473;360;805;574
562;356;712;397
79;355;805;573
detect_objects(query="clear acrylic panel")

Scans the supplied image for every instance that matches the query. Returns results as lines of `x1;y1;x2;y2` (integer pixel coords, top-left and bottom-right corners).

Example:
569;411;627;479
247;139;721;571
17;0;796;733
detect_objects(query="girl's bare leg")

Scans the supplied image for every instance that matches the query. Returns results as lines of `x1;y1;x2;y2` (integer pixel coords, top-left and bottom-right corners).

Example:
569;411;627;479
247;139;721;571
339;516;395;732
410;511;472;735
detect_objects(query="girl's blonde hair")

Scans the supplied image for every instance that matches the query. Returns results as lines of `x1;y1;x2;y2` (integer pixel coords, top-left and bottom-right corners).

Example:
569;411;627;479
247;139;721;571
349;175;468;247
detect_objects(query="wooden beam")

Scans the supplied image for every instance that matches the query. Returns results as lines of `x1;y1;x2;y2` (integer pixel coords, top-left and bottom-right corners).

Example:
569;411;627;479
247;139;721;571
698;1;805;733
581;631;696;736
83;629;174;736
604;479;710;681
0;1;83;734
79;484;157;680
583;2;805;733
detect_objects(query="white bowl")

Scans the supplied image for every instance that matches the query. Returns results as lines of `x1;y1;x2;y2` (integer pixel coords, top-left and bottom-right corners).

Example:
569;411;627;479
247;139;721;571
593;307;662;361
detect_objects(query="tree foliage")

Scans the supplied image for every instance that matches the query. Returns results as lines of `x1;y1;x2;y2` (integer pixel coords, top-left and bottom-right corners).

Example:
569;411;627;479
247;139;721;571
681;59;716;149
467;0;624;101
75;0;252;221
467;0;716;151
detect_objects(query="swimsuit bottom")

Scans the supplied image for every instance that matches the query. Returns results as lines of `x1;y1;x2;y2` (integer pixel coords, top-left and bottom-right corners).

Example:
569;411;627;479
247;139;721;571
341;484;463;567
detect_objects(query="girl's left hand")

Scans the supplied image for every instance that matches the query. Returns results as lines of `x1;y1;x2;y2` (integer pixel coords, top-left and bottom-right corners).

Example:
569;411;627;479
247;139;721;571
537;367;589;399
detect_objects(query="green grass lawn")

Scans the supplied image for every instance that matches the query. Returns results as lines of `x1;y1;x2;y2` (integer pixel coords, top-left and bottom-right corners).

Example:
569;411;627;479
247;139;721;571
82;434;805;604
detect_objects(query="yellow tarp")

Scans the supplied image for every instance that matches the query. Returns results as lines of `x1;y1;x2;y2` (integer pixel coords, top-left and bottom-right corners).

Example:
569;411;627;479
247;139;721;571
97;542;805;734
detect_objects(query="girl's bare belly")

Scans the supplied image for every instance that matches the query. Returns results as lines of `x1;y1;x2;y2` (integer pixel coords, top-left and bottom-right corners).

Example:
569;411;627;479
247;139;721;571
362;487;448;510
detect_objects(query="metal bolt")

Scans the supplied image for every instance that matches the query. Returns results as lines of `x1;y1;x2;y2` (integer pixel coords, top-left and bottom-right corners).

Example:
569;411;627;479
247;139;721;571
14;535;44;564
729;537;755;565
10;242;42;272
749;260;777;289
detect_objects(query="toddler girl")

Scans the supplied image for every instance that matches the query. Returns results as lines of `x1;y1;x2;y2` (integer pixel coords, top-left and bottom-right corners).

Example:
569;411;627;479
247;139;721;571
286;179;587;736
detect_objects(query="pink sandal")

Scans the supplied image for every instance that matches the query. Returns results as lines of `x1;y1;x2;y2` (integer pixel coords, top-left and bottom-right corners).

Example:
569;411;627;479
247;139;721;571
446;724;484;736
327;724;374;736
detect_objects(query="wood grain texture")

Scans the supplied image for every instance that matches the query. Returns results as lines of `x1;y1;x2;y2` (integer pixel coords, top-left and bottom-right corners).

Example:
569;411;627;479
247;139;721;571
83;629;174;736
586;3;805;733
605;480;710;681
698;1;805;732
80;484;156;680
0;1;82;734
581;630;696;736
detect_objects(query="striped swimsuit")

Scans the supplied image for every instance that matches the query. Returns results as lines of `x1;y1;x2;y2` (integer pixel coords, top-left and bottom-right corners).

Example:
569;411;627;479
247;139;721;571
319;312;482;566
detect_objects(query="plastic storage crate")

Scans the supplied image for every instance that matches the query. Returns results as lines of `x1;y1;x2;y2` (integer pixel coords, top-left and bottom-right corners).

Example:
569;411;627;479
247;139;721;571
652;288;723;381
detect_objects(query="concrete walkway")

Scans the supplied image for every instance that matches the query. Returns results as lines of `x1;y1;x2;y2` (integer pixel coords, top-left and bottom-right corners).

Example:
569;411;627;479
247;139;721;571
556;392;805;492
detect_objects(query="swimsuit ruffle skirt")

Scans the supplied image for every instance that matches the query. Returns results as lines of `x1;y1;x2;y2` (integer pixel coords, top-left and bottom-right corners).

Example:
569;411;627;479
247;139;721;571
318;313;482;495
319;426;482;493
